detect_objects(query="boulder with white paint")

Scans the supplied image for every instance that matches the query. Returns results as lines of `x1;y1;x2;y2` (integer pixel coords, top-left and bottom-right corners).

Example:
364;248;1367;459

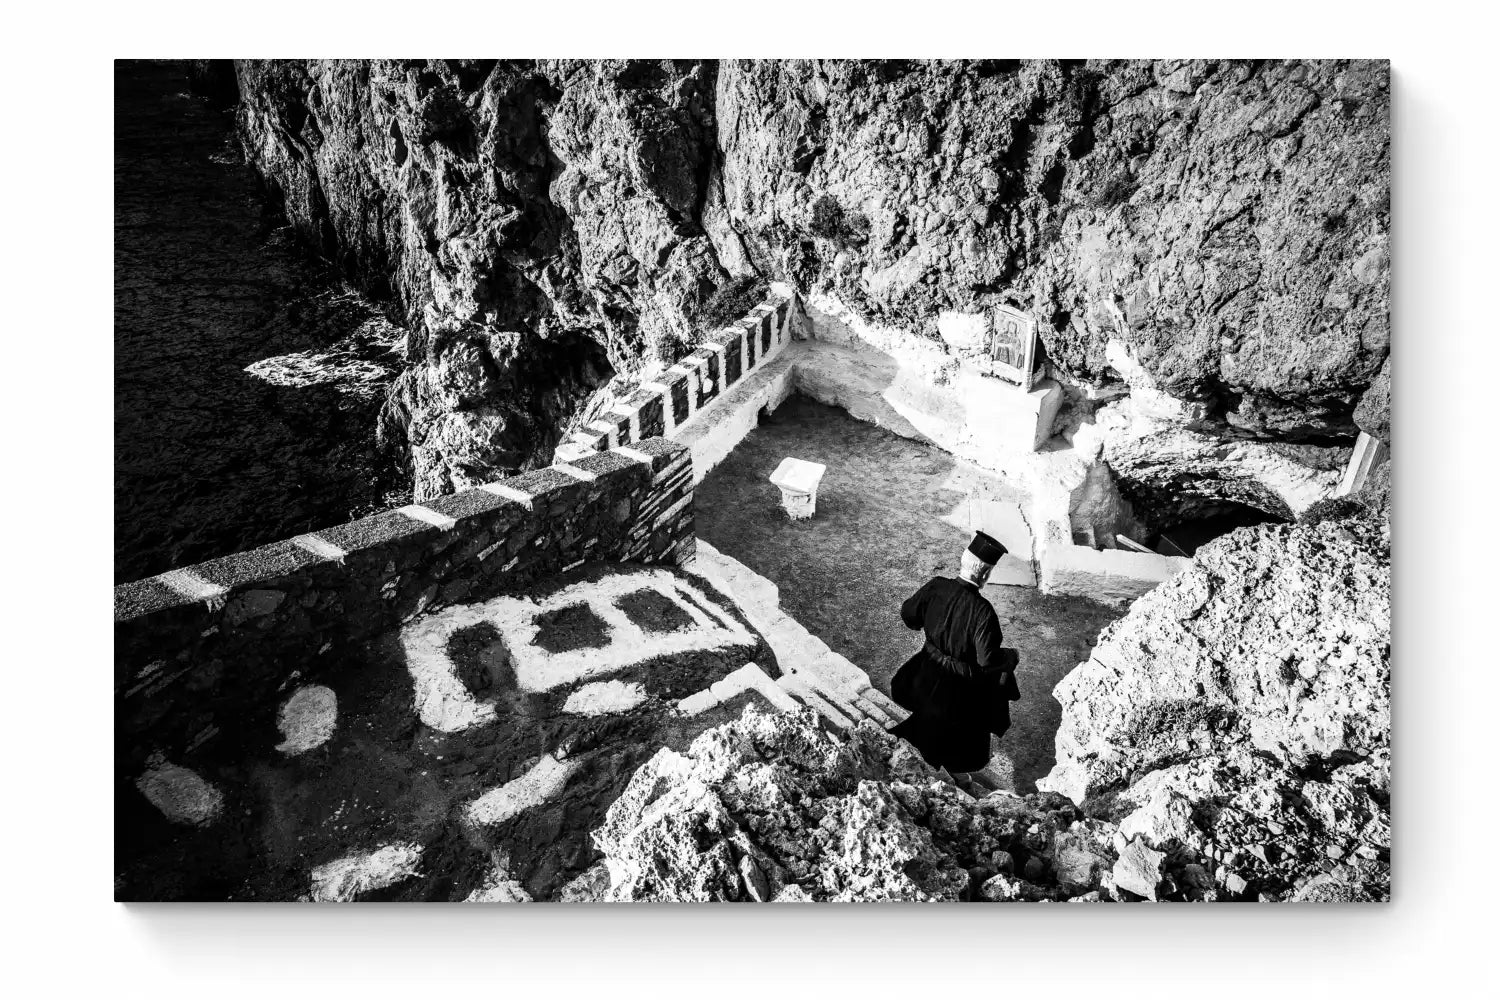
309;843;424;902
136;758;224;827
275;684;338;755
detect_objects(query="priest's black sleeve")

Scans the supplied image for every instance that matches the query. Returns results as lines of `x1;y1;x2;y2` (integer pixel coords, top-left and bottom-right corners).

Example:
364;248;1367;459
901;580;932;630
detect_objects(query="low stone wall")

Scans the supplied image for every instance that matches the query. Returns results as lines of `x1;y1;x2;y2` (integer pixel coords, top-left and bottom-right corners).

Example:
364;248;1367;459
555;284;802;465
115;437;695;769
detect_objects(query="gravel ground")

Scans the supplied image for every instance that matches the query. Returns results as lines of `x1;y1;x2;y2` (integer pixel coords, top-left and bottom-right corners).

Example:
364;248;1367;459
695;394;1124;792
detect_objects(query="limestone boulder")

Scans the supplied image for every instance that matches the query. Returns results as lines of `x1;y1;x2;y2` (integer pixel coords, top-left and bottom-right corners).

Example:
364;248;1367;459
1039;513;1390;900
590;706;1115;903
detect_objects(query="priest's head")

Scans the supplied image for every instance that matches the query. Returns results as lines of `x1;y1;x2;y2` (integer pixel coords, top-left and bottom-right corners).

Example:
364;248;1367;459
959;531;1007;588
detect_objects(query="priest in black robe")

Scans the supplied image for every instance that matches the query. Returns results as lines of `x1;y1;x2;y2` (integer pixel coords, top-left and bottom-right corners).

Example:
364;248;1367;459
889;531;1020;775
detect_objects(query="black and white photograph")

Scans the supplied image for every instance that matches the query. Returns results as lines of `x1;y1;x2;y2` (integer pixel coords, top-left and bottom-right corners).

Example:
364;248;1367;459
112;56;1393;905
10;1;1495;991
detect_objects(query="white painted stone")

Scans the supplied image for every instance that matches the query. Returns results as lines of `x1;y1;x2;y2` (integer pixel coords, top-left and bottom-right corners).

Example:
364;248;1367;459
397;504;457;531
401;569;754;730
703;663;793;713
478;481;534;507
858;685;910;724
676;689;720;717
136;758;224;827
777;675;854;732
157;568;228;603
275;684;338;755
563;680;649;716
309;843;423;902
293;533;348;563
655;298;794;480
496;571;753;693
402;607;502;732
464;864;534;903
1041;542;1194;607
614;446;655;466
554;442;595;464
986;555;1038;588
936;310;990;351
1104;338;1212;423
1335;431;1390;498
969;493;1034;563
466;754;580;826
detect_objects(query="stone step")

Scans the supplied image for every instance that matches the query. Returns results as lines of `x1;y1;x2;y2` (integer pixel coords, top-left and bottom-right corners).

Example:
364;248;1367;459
858;686;910;724
851;691;899;728
776;675;855;733
677;663;800;718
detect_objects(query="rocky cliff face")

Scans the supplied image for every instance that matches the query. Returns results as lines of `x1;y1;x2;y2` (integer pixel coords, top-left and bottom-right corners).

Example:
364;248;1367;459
585;502;1389;903
234;59;1388;497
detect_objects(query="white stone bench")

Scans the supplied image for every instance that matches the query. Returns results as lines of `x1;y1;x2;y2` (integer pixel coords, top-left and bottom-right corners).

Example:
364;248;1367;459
769;457;827;520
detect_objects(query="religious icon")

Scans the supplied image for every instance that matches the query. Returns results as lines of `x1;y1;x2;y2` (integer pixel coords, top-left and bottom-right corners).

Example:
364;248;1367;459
988;304;1041;391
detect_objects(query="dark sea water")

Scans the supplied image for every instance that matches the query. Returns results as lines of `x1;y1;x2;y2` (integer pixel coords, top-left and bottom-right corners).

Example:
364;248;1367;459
114;61;411;584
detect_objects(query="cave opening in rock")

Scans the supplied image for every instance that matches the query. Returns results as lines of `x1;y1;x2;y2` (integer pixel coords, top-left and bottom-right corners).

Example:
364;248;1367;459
1109;477;1291;558
1067;461;1292;558
1145;501;1286;557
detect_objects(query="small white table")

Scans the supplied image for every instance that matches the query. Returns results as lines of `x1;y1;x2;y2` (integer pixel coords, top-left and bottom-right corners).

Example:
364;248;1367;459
769;457;827;520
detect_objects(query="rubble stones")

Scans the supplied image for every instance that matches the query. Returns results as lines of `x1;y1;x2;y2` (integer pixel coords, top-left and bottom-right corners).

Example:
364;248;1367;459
1112;839;1166;900
591;707;1114;903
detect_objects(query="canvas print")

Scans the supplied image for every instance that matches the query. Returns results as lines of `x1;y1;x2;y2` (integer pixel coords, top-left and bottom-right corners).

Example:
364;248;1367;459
115;59;1390;903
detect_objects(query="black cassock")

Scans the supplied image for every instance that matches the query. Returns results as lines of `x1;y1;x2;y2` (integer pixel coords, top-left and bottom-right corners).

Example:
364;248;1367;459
889;576;1019;773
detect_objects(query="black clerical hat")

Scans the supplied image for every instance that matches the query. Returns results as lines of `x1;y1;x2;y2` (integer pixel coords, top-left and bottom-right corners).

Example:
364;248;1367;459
968;531;1007;566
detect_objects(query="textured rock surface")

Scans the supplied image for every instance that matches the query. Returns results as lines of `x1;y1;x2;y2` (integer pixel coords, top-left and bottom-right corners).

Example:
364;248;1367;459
233;59;1388;497
235;59;751;497
1354;355;1391;443
1083;396;1344;526
1039;511;1390;901
589;706;1119;902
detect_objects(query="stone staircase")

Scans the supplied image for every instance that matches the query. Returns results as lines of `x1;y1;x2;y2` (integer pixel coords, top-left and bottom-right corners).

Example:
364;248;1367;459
682;540;908;734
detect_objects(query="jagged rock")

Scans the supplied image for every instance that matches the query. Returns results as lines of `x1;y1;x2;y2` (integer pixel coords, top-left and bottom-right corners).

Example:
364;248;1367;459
1113;838;1166;900
1039;515;1390;900
232;59;1388;495
556;863;612;903
235;59;731;497
1069;393;1344;526
1354;355;1391;444
590;706;1105;903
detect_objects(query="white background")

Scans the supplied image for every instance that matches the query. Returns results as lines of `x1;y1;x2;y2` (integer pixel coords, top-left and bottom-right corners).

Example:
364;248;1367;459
1;2;1492;996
